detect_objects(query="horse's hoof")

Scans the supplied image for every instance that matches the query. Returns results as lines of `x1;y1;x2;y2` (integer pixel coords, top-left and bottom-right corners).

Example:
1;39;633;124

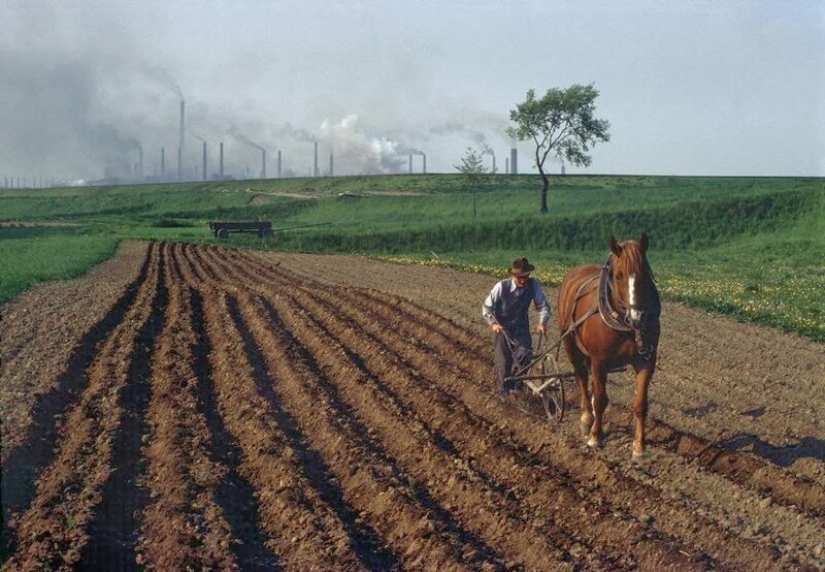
580;420;593;437
632;449;647;462
587;436;602;449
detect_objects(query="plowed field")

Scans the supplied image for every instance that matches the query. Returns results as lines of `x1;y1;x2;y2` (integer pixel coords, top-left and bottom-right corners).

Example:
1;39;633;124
2;241;824;571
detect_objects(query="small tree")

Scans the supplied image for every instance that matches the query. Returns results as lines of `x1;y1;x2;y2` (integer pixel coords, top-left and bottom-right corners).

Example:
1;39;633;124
454;147;489;219
507;83;610;213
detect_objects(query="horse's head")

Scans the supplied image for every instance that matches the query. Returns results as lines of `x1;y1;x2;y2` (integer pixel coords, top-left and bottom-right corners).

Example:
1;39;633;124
608;233;658;330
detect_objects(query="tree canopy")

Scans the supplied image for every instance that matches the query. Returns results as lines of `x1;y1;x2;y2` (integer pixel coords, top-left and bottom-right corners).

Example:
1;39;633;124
454;147;491;219
454;147;488;186
507;83;610;213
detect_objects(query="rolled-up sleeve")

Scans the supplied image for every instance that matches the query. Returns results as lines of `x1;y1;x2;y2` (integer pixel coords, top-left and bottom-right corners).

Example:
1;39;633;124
533;282;551;326
482;281;503;326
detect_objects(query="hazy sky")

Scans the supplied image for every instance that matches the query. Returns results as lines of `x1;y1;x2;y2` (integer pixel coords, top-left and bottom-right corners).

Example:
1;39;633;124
2;0;823;183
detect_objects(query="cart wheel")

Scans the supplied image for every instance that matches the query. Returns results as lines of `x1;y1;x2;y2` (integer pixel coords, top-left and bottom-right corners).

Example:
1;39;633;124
540;355;565;423
216;227;229;239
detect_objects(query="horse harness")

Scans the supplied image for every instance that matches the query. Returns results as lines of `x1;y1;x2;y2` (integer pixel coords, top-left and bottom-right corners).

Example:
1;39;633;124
565;257;658;362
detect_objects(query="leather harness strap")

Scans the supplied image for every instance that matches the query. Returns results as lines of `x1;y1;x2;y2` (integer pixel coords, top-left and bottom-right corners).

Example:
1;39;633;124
598;261;633;332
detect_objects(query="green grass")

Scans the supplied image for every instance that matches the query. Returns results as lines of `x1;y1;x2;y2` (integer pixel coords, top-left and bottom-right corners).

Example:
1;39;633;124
1;174;822;341
0;226;118;304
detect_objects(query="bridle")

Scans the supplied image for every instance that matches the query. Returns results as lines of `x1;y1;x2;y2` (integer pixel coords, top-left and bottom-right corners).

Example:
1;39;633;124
598;256;660;361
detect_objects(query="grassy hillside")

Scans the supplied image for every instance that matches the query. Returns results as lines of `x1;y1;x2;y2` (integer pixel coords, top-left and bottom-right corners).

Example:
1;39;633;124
1;174;823;341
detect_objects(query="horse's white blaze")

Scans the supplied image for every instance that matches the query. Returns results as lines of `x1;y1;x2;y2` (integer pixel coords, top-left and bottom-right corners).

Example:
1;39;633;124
628;274;641;322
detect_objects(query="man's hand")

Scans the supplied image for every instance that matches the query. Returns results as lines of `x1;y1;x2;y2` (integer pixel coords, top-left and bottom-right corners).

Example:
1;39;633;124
536;323;546;335
491;323;502;334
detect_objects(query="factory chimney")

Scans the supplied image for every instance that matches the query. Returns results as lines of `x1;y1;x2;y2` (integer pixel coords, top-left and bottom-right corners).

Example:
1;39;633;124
261;149;266;179
179;100;185;159
202;141;207;181
161;147;166;180
177;147;182;181
409;154;413;174
505;157;509;175
313;142;319;177
219;142;224;180
510;148;518;174
423;153;427;174
277;150;282;178
329;152;333;177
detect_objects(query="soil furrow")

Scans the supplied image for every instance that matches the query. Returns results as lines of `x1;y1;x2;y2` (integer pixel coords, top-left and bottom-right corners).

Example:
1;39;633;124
275;284;710;571
0;243;153;557
270;291;613;569
4;243;823;570
134;243;238;570
226;293;407;570
187;276;364;569
193;245;825;569
1;241;151;461
239;292;507;571
196;247;474;569
306;283;798;570
174;245;282;569
77;242;169;570
4;242;162;571
288;262;825;526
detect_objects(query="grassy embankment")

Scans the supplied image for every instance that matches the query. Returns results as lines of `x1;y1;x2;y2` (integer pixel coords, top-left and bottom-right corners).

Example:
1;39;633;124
0;174;822;341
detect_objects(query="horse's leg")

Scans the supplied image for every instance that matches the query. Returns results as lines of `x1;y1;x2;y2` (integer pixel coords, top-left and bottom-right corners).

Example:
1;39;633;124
563;337;592;436
631;363;655;460
587;360;608;449
577;362;592;438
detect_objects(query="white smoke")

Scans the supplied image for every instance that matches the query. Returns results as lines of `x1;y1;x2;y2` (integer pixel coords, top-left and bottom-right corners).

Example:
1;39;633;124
319;114;406;175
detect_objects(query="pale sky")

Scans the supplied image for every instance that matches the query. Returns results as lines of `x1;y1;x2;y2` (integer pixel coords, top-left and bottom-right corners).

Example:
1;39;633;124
1;0;823;184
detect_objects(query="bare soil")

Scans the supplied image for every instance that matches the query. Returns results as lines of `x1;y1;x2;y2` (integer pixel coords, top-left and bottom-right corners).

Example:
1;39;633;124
1;242;823;571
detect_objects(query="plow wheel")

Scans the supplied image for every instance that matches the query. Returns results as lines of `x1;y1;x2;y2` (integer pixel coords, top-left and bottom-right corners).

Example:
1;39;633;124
539;354;565;423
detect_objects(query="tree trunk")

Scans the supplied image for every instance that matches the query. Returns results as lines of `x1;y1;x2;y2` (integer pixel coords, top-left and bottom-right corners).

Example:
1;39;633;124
539;168;549;213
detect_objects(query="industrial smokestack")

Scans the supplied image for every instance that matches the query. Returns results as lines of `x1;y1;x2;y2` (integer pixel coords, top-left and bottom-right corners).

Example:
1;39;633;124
313;141;319;177
179;100;185;158
178;147;182;181
261;149;266;179
409;154;413;174
329;152;333;177
219;142;224;180
202;141;207;181
510;148;518;175
161;147;166;179
505;157;509;175
277;150;282;178
423;153;427;174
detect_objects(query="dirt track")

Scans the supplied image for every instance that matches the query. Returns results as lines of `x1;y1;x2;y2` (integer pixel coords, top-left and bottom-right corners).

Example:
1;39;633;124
1;241;824;571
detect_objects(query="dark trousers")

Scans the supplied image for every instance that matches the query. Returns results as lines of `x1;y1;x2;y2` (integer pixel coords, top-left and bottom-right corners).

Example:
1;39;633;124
492;332;532;395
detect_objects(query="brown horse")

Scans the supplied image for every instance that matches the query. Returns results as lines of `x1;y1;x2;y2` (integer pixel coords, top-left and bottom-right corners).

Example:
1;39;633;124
557;234;661;460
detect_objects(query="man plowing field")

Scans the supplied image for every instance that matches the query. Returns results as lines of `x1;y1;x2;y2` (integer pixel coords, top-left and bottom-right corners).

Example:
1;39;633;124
482;257;551;396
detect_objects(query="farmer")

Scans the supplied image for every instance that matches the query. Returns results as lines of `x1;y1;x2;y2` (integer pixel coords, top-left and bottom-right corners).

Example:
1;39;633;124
482;257;551;396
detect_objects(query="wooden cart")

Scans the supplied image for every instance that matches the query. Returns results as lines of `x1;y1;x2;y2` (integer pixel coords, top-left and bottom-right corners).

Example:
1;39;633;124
208;221;272;239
